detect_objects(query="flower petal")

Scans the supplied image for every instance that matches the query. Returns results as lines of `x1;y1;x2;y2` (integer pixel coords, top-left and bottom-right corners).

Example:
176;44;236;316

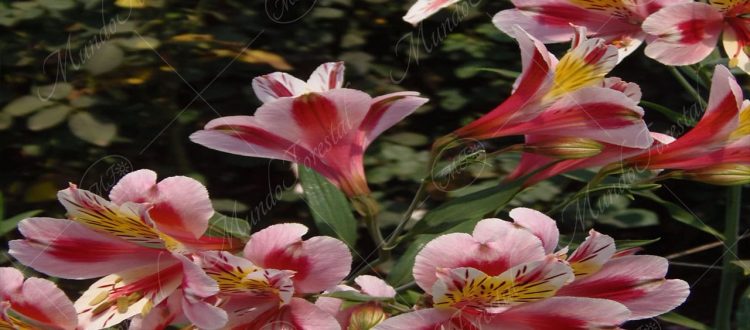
109;169;157;205
306;61;345;92
402;0;461;25
642;2;723;65
0;267;23;298
509;86;653;148
8;276;78;330
432;258;573;313
144;175;214;240
413;218;546;293
252;72;307;103
244;223;352;294
375;308;461;329
181;296;227;330
360;92;429;148
484;297;630;328
509;207;559;254
224;297;340;329
200;251;295;303
354;275;396;298
558;255;689;319
9;218;162;279
567;229;616;277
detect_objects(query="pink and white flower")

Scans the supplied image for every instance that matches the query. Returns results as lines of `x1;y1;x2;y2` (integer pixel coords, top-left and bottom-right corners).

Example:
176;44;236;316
197;223;352;329
9;169;231;329
0;267;78;330
378;214;633;329
511;208;690;320
316;275;396;329
403;0;462;25
446;26;653;152
190;62;429;197
626;65;744;171
642;0;750;73
493;0;690;60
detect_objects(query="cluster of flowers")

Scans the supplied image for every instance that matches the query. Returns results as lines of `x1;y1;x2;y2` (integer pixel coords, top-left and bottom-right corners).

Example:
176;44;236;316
2;173;688;329
4;4;749;327
405;0;750;73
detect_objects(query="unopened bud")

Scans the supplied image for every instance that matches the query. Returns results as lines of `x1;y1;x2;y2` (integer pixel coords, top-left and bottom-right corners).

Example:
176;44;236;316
348;304;387;330
524;137;604;159
681;164;750;186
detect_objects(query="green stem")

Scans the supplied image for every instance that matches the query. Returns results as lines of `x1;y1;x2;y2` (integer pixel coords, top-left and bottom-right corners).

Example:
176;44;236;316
715;185;742;330
547;166;616;215
384;179;429;250
668;66;707;109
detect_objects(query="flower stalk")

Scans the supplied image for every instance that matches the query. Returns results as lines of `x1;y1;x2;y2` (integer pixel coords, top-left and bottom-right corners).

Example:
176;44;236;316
715;185;742;330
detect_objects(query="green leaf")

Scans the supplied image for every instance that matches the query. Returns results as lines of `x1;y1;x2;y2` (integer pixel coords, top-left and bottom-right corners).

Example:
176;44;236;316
27;104;72;131
298;166;358;248
83;42;125;75
205;212;250;241
732;259;750;276
2;95;53;116
410;180;523;235
597;208;659;228
1;210;42;236
321;291;390;303
657;312;710;330
640;100;696;126
387;234;435;287
635;191;724;240
615;238;661;250
68;112;117;146
32;83;73;100
0;113;11;130
738;286;750;330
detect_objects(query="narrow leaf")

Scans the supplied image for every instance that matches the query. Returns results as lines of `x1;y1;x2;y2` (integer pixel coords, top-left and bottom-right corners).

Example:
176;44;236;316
298;166;358;248
635;191;724;240
658;312;710;330
0;210;42;236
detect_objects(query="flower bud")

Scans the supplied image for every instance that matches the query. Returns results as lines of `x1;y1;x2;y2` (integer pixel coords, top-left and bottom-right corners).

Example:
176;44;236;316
348;304;387;330
681;164;750;186
524;137;604;159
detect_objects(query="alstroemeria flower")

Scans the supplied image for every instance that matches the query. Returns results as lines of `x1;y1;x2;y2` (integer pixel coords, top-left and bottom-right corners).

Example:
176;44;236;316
445;26;652;151
0;267;77;330
196;223;352;329
380;216;632;328
316;275;396;330
402;0;462;25
9;169;229;329
511;208;690;319
642;0;750;73
190;62;429;197
493;0;689;60
626;65;743;171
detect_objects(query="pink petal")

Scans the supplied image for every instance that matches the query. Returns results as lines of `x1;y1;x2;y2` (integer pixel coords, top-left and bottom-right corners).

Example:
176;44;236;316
244;223;352;294
8;276;78;330
723;27;750;74
252;72;307;103
360;92;429;148
402;0;461;25
9;218;162;279
75;262;183;330
128;292;185;330
144;175;214;240
0;267;23;298
199;251;295;303
109;169;157;205
642;2;723;65
509;207;559;254
568;230;616;277
224;297;340;329
306;61;345;92
354;275;396;298
181;296;228;330
453;27;554;140
175;254;219;299
413;219;546;294
375;308;459;329
508;87;653;148
431;258;572;313
285;298;341;330
558;255;689;319
485;297;630;328
602;77;642;102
